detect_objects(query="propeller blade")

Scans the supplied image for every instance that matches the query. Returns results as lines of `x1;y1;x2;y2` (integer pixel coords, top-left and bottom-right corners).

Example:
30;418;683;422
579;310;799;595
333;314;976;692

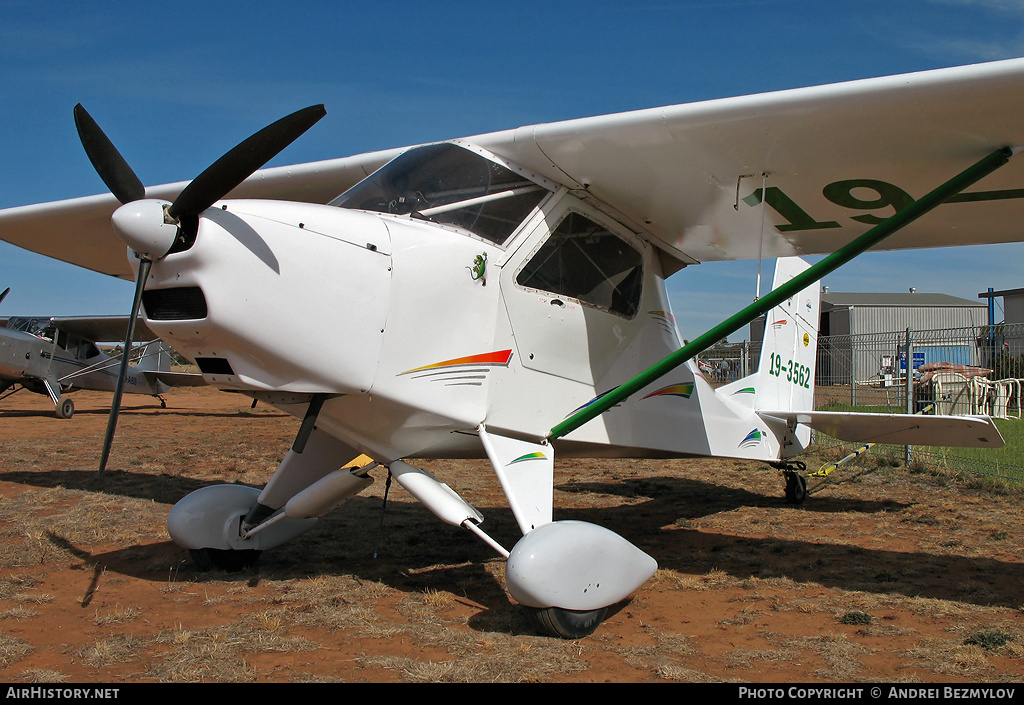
73;104;146;205
0;287;9;307
167;104;326;220
87;103;325;471
98;259;150;472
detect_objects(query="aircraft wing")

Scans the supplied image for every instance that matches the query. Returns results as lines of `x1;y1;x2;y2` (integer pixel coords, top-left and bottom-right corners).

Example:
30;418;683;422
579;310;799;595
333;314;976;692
0;315;158;342
468;57;1024;266
4;60;1024;275
48;315;159;343
761;410;1004;449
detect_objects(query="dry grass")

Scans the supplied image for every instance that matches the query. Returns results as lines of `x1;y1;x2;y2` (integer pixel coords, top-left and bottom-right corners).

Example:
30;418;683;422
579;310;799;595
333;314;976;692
1;387;1024;682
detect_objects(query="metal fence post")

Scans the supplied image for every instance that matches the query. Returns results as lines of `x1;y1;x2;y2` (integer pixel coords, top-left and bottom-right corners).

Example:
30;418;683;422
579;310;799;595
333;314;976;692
851;337;857;408
905;327;913;466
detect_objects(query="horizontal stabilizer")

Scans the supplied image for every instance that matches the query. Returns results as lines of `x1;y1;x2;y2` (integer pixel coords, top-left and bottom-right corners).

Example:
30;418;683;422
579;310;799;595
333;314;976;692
760;410;1004;448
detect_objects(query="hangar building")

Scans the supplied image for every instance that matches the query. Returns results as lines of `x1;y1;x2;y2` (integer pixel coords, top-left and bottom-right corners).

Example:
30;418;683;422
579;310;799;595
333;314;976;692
816;290;988;387
819;290;988;338
977;287;1024;359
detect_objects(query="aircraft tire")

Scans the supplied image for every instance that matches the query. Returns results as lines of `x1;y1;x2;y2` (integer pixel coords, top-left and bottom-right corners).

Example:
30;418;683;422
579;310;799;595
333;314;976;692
55;398;74;419
784;472;807;505
527;606;608;639
189;547;262;572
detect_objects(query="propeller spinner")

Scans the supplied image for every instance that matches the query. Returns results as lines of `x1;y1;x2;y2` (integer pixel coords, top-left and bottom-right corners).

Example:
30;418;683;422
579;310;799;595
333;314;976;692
73;103;327;471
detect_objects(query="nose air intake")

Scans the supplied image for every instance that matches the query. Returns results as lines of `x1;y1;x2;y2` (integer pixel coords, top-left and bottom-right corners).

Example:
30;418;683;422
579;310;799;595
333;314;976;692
142;286;208;321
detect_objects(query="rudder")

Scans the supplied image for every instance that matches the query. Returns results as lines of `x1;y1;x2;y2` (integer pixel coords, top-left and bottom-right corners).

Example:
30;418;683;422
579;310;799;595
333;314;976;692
754;257;820;415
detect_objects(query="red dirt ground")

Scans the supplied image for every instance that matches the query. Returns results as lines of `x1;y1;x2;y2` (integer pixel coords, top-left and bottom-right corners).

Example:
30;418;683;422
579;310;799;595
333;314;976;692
0;386;1022;683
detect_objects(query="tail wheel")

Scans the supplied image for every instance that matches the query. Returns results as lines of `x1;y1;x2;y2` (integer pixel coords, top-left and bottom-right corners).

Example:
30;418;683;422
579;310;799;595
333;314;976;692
784;470;808;505
527;606;608;639
189;548;262;572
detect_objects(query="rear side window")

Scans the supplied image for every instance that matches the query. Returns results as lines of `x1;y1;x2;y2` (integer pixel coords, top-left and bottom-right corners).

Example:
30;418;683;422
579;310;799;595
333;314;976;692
516;212;643;317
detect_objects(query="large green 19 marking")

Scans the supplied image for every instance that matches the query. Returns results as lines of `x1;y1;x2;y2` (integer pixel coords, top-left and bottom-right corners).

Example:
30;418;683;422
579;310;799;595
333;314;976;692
743;179;1024;232
768;352;811;389
743;186;840;232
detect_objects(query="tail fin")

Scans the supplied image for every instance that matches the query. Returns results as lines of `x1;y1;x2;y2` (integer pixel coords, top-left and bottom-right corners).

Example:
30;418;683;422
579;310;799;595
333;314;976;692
135;341;172;373
744;258;1004;453
754;257;820;414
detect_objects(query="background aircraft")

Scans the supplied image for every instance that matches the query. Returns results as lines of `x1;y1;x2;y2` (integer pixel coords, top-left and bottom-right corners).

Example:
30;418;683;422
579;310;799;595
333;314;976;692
0;294;202;418
0;59;1022;638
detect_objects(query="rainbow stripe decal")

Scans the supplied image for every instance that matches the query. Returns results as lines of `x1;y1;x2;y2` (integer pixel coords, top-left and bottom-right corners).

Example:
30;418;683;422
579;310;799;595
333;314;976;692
400;349;514;376
509;452;547;465
642;383;694;400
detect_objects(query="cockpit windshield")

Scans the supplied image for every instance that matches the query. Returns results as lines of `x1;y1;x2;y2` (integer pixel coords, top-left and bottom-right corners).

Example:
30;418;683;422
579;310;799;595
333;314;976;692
329;143;549;245
5;317;99;357
8;317;54;339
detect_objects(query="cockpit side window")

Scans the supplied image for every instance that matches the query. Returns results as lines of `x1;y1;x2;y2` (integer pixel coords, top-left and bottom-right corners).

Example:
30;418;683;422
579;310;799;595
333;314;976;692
329;143;548;245
516;211;643;318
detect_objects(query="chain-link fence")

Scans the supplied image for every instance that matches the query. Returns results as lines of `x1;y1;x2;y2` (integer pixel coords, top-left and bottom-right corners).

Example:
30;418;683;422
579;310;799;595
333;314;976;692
698;341;758;384
814;323;1024;481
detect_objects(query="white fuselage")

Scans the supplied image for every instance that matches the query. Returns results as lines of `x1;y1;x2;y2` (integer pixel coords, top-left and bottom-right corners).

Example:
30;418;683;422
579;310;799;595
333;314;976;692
138;187;794;464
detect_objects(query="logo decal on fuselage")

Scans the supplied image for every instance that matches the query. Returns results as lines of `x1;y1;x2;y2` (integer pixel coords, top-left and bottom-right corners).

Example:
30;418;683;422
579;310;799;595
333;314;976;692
740;429;763;448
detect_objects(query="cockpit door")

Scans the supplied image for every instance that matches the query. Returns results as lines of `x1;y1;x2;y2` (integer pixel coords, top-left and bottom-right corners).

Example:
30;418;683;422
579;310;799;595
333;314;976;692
500;199;647;386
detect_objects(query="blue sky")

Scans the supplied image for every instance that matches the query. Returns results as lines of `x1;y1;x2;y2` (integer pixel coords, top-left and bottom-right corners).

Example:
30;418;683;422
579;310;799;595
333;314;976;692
2;0;1024;342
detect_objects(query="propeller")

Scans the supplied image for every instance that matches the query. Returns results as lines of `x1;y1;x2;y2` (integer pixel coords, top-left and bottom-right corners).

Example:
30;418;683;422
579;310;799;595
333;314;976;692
73;105;146;205
0;287;9;307
73;103;327;471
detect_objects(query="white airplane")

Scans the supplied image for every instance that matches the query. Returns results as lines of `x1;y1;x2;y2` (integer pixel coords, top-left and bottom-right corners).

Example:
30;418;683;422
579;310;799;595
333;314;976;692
0;294;199;418
1;58;1023;638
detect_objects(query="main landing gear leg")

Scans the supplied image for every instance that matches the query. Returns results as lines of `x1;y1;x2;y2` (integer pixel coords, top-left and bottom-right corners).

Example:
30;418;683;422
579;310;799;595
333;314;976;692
385;458;639;640
42;379;73;419
478;427;658;639
167;394;374;571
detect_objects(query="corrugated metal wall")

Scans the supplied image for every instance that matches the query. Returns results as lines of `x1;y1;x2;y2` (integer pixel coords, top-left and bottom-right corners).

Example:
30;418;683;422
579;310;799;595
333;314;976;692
820;298;988;385
1005;294;1024;325
847;304;987;336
